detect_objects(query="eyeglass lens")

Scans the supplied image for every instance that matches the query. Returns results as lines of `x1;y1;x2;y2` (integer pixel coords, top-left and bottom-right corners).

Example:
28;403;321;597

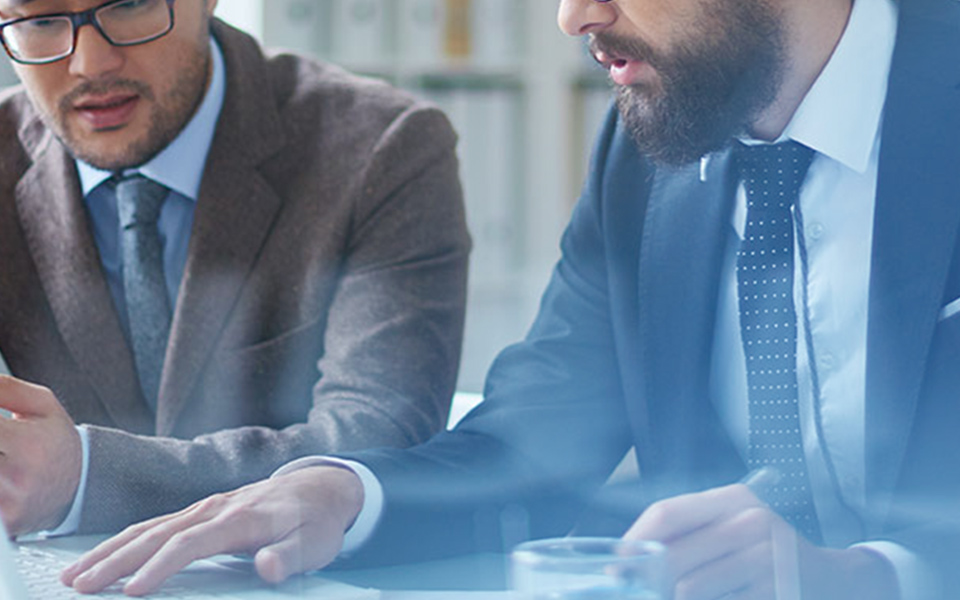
2;0;171;64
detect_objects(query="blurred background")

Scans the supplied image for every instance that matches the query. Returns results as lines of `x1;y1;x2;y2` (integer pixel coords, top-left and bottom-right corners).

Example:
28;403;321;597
0;0;615;393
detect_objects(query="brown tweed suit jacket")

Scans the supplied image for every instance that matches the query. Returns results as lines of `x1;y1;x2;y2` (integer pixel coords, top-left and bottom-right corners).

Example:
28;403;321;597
0;19;470;533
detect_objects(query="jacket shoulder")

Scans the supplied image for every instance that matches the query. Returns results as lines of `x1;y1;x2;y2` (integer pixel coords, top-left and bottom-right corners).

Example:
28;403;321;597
264;51;453;150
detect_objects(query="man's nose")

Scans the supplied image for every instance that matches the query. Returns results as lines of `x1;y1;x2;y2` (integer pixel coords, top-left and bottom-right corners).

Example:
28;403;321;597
68;24;124;79
557;0;617;37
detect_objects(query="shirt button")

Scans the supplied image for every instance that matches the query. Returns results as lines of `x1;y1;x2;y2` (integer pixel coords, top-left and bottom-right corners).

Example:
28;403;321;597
819;354;835;371
807;223;825;241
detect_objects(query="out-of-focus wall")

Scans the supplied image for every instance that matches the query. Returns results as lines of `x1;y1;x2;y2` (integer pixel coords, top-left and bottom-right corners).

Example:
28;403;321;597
0;57;17;89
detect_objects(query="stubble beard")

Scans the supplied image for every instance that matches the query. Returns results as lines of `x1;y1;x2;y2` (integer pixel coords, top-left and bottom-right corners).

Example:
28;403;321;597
600;0;787;166
44;20;212;172
54;54;209;172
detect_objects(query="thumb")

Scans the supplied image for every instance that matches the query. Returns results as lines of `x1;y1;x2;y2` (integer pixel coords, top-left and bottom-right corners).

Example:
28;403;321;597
253;527;342;584
0;376;56;417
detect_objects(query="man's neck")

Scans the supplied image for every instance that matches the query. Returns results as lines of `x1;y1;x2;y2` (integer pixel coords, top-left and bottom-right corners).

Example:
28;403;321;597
750;0;854;141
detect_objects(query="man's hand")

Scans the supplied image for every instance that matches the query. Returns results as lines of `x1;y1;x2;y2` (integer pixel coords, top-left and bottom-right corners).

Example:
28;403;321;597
625;483;899;600
0;375;81;535
61;465;364;597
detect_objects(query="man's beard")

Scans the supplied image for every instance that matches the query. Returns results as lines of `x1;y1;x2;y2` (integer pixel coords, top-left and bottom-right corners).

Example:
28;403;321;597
593;0;786;166
53;57;209;171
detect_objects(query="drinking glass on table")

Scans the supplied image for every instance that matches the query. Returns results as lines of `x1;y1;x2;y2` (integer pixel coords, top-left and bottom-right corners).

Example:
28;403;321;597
511;537;667;599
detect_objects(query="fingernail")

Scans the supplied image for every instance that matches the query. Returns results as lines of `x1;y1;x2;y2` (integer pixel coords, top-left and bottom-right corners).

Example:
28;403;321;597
71;572;93;592
125;574;150;597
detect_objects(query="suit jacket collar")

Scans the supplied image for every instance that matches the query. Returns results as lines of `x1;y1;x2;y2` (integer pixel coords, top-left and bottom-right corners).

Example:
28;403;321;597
156;20;287;433
14;126;153;433
865;0;960;511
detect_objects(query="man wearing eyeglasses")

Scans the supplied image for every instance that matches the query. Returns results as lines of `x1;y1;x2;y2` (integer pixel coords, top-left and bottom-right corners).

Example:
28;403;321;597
0;0;469;541
58;0;960;598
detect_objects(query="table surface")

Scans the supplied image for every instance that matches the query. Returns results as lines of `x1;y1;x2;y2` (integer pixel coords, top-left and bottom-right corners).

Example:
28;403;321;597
25;534;515;599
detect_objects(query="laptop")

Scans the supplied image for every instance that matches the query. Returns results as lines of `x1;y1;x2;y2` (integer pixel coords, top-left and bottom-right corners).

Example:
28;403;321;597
0;516;379;599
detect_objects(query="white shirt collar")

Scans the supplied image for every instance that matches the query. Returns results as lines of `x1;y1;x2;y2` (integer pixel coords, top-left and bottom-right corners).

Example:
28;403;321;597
76;37;226;200
702;0;898;178
784;0;897;173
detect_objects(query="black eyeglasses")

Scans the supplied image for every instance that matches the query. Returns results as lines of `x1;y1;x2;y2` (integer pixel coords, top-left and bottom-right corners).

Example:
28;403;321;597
0;0;176;65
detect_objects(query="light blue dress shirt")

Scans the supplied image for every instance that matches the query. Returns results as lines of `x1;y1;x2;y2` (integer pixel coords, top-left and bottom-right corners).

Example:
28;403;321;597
708;0;933;597
77;39;226;327
44;39;226;537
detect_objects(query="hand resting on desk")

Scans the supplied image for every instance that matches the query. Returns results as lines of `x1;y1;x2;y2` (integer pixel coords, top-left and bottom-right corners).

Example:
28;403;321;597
60;465;362;596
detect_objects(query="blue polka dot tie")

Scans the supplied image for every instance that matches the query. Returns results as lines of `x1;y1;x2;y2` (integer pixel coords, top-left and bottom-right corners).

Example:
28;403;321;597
735;141;821;543
116;174;171;412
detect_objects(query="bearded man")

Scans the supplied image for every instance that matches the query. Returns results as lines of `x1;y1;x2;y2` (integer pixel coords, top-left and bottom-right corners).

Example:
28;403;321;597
63;0;960;598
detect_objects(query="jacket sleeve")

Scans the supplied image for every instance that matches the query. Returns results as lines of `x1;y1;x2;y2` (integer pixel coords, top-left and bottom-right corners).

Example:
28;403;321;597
336;107;640;566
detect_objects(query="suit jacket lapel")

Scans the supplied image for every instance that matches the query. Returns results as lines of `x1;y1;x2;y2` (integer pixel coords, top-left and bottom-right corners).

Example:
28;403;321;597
156;21;286;434
866;0;960;511
15;129;152;433
635;149;743;495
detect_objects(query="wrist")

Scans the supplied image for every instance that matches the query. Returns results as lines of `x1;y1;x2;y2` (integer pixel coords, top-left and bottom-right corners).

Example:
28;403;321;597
40;425;83;532
299;466;364;533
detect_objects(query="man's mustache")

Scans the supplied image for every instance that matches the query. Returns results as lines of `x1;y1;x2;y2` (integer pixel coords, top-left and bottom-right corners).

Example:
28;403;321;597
589;33;658;69
59;79;154;112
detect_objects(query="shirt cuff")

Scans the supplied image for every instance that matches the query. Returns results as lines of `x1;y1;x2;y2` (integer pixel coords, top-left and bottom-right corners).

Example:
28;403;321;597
271;456;384;555
33;425;89;538
854;541;941;600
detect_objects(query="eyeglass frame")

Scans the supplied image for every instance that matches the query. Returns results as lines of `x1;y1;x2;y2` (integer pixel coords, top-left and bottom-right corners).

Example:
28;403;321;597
0;0;177;65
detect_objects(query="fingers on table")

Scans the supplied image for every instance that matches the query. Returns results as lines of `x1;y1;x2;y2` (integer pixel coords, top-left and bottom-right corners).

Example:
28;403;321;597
66;494;246;594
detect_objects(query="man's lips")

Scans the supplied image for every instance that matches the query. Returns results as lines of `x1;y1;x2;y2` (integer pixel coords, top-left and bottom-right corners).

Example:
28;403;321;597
72;93;140;130
593;48;655;86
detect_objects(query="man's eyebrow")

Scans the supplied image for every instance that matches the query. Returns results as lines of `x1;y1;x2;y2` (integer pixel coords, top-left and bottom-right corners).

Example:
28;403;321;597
1;1;48;25
2;0;39;10
1;0;32;12
1;0;38;18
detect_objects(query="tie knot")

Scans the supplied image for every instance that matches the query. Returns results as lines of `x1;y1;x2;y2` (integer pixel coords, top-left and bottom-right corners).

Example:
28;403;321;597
734;141;815;211
116;174;168;228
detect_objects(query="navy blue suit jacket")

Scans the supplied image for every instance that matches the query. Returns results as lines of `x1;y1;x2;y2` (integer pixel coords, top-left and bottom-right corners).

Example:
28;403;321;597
343;0;960;590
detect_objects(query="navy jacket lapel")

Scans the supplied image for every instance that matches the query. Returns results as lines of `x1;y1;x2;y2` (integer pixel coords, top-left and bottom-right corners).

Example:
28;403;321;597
634;148;743;496
866;0;960;509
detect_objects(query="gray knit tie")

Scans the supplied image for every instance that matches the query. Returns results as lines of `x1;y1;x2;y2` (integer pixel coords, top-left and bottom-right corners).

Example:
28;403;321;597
735;141;821;543
116;174;171;412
